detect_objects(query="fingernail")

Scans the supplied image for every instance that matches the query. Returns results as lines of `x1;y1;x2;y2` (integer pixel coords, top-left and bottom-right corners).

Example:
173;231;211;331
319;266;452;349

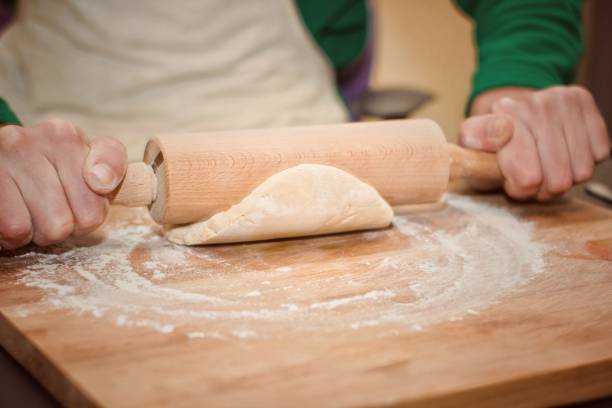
92;164;117;189
462;132;481;149
491;118;511;142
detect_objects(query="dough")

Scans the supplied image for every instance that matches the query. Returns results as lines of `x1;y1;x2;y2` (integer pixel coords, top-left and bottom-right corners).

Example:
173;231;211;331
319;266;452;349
165;164;394;245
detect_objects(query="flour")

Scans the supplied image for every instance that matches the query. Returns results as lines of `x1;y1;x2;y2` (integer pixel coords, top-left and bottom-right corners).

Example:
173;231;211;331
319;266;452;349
10;194;549;339
187;331;224;339
310;289;397;311
233;329;257;338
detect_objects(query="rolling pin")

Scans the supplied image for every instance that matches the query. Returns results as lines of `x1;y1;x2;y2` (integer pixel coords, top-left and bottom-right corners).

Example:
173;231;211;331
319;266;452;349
112;119;502;225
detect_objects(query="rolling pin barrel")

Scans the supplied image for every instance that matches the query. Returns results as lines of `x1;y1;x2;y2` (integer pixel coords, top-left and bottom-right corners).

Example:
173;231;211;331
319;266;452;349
111;119;503;225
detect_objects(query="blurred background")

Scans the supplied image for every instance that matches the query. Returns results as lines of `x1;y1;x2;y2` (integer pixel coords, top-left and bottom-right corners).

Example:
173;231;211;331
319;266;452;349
372;0;612;144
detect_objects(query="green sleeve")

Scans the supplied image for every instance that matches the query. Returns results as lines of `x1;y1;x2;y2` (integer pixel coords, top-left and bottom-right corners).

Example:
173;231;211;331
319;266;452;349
295;0;368;72
0;97;21;125
455;0;584;113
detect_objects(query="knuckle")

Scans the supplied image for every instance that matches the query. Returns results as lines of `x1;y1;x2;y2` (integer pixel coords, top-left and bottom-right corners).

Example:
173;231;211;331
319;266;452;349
573;163;594;183
504;180;537;200
74;208;106;234
0;221;32;245
552;87;574;106
491;99;507;113
593;128;611;161
34;216;74;246
0;125;29;152
531;92;554;115
513;165;543;190
548;85;567;97
45;117;73;133
492;98;521;115
570;85;594;103
45;118;87;146
570;85;589;97
511;98;535;119
546;175;573;195
594;146;611;162
491;99;505;112
517;174;542;190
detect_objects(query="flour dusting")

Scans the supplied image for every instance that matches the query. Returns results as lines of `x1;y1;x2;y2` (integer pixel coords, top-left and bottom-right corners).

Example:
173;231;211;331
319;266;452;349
8;194;549;339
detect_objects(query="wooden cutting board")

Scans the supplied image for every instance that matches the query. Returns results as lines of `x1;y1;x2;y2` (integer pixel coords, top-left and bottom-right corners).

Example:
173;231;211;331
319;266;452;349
1;194;611;408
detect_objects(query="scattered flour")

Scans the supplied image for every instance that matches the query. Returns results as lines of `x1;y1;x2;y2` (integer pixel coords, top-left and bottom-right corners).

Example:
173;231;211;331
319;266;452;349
187;331;224;339
310;289;396;311
233;328;257;338
8;194;549;339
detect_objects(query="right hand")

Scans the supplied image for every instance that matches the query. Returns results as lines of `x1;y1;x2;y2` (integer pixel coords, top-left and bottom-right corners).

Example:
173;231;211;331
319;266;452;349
0;119;127;250
461;86;610;200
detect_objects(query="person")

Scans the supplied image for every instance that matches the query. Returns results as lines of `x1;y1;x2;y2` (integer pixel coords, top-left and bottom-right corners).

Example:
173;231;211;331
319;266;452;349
0;0;609;250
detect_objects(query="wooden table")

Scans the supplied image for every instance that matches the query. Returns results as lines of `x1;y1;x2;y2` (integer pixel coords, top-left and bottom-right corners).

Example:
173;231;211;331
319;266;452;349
1;194;611;408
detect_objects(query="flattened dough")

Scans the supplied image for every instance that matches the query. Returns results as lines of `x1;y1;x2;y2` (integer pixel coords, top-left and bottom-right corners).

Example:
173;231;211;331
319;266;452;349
166;164;394;245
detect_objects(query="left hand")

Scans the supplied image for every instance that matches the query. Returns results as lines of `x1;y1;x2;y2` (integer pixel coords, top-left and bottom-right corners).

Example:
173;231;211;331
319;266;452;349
459;86;610;200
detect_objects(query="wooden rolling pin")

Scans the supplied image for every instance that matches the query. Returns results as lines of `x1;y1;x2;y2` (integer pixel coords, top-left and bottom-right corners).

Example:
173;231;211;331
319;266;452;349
112;119;502;225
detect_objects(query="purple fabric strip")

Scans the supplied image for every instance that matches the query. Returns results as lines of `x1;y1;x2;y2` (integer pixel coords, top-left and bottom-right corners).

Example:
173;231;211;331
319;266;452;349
0;3;12;31
338;41;373;113
337;1;374;119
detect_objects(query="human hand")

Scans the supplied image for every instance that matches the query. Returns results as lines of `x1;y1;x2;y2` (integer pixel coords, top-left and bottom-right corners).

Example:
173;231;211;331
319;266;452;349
459;86;610;200
0;119;127;249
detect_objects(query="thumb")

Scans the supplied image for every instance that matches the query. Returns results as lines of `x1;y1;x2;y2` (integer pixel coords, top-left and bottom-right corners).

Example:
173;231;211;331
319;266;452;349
83;137;128;195
459;113;513;153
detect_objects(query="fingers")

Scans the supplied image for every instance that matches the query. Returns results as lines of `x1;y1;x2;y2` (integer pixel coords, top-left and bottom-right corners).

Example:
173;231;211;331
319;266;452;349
0;118;122;249
41;123;109;236
486;86;608;201
83;136;128;195
0;172;32;249
10;154;74;246
572;86;611;162
491;99;544;199
559;89;594;183
459;114;514;153
0;125;73;246
527;93;573;200
497;120;543;200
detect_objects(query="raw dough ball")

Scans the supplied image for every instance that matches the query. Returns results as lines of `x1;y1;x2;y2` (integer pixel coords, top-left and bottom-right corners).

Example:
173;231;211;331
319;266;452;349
165;164;394;245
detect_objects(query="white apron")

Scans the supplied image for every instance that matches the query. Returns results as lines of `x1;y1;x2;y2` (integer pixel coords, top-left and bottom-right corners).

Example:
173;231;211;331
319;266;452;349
0;0;349;159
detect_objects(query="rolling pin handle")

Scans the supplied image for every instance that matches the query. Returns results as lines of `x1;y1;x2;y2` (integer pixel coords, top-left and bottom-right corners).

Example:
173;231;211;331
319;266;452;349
111;162;157;207
447;144;504;183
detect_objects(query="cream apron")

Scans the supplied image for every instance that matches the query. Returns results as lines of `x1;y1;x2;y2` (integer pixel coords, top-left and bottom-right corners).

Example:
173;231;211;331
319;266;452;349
0;0;349;159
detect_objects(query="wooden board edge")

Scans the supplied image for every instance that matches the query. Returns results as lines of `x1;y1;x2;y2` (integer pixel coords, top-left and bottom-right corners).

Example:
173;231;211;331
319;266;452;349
370;358;612;408
0;312;99;408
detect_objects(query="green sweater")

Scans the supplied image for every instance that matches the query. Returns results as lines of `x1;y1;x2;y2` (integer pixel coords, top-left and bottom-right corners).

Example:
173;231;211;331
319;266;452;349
0;0;583;125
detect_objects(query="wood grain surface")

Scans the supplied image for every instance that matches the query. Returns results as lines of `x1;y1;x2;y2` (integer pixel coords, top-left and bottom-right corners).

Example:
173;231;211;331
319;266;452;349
1;194;611;408
140;119;450;224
